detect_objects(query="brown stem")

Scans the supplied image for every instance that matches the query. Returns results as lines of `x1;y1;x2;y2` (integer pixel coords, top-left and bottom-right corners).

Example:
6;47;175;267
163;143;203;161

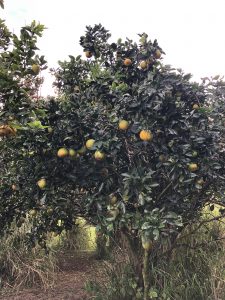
143;249;150;300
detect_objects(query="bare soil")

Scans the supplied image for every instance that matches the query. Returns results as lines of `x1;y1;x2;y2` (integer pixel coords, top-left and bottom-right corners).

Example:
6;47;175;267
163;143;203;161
0;251;102;300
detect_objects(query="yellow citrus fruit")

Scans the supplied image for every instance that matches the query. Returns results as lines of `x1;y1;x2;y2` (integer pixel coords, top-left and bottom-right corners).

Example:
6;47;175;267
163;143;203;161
119;120;129;130
197;178;204;185
140;60;148;69
188;163;198;172
193;104;199;110
37;178;46;189
141;237;153;251
139;130;153;141
32;64;40;75
154;49;161;59
69;149;76;157
47;207;53;215
85;51;92;58
48;127;53;133
94;150;105;161
86;139;95;149
123;58;132;66
110;195;118;205
29;209;37;217
57;148;68;158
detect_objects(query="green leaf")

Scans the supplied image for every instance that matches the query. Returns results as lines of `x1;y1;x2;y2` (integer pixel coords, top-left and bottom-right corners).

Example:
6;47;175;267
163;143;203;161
149;289;158;298
153;229;160;240
27;120;48;129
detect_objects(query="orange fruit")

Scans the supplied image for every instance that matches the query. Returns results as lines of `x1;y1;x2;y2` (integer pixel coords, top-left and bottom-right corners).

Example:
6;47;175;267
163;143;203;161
139;130;153;141
85;51;92;58
109;195;118;205
123;58;132;66
119;120;129;130
86;139;95;149
140;60;148;69
188;163;198;172
141;237;153;251
192;104;199;110
69;149;76;157
37;178;46;189
197;178;204;185
154;49;161;59
32;64;40;75
29;209;37;217
48;127;53;133
94;150;105;161
57;148;68;158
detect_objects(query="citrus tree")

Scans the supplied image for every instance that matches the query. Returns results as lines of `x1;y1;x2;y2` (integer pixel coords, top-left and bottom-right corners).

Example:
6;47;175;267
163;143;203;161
1;23;224;298
0;19;48;238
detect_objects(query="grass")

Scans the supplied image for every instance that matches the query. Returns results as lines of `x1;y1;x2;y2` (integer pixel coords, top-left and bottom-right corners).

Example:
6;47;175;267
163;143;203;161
151;220;225;300
0;216;97;296
85;215;225;300
51;217;96;251
0;219;58;293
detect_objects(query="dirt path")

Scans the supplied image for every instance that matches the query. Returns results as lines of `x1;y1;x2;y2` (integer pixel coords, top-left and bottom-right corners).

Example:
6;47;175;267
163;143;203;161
0;251;102;300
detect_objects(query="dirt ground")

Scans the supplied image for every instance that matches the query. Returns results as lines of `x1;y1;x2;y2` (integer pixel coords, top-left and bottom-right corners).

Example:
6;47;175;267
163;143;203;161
0;251;102;300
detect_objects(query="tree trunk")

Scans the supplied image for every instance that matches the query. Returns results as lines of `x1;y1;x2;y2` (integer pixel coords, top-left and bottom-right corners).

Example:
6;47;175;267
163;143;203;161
143;249;150;300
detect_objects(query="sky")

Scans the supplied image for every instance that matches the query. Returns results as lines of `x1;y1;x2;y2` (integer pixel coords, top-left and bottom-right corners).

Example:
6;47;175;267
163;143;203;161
1;0;225;96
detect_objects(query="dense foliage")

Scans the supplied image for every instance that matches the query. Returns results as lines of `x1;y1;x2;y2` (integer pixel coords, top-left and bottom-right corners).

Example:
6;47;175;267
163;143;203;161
0;22;224;251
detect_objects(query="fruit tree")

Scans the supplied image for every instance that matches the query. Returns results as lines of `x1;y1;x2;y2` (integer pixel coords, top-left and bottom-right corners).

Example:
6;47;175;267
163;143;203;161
1;23;225;298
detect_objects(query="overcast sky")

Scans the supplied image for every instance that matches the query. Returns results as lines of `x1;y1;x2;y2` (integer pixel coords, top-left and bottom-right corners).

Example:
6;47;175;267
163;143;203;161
1;0;225;96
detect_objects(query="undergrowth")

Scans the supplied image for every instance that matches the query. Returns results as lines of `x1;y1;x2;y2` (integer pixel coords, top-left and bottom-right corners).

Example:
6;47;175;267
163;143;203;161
85;219;225;300
0;219;57;293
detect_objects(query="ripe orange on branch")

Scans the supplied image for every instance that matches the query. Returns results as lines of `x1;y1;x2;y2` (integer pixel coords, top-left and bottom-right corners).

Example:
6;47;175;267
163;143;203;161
69;149;76;157
141;236;153;251
37;178;46;189
188;163;198;172
32;64;40;75
154;49;161;59
139;130;153;141
86;139;95;149
119;120;129;131
85;51;92;58
94;150;105;161
57;148;68;158
123;58;132;66
139;60;148;70
192;104;199;110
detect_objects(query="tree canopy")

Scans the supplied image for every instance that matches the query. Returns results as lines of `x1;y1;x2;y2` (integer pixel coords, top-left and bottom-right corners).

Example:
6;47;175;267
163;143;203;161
0;22;224;246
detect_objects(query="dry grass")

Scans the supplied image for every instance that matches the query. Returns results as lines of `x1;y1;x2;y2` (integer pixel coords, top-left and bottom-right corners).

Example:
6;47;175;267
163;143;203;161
0;220;58;293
